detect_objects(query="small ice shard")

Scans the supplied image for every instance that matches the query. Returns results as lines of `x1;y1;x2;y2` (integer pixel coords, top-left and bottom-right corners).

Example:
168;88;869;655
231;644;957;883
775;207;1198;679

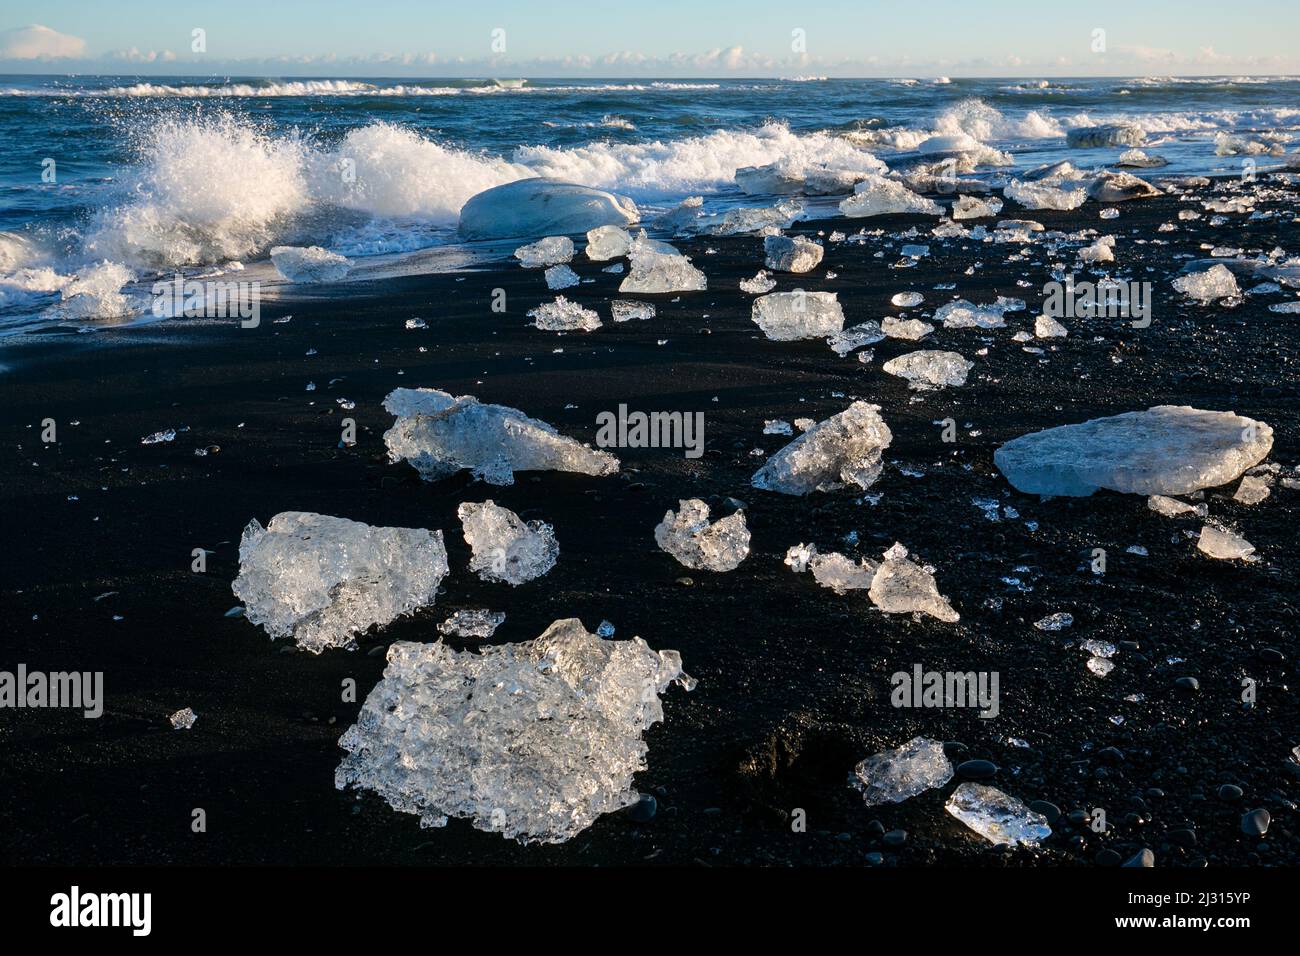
764;419;793;436
585;225;632;261
882;350;973;389
783;541;818;573
1088;171;1162;203
458;178;638;240
437;609;506;639
1148;494;1207;517
515;236;574;268
935;298;1010;329
1066;124;1146;148
868;542;959;623
141;428;177;445
763;234;824;273
1004;180;1087;211
751;290;845;341
810;551;878;594
611;299;655;322
1034;612;1074;632
752;401;893;495
951;195;1004;220
528;296;601;331
852;736;954;806
827;320;886;356
839;175;942;217
169;707;198;730
1087;656;1115;676
1034;314;1068;338
270;245;351;283
700;200;804;236
1079;237;1115;264
946;783;1052;845
335;619;692;844
1197;524;1256;561
881;317;934;340
1081;638;1115;658
994;406;1273;497
654;499;750;572
232;512;449;653
1173;264;1239;303
652;196;705;234
1117;148;1168;168
619;247;706;294
891;291;924;308
543;264;580;290
1234;475;1271;505
383;387;619;485
458;499;559;585
739;270;778;293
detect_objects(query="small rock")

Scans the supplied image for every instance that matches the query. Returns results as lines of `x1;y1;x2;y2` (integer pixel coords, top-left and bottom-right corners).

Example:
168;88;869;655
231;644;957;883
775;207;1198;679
956;759;998;781
1241;808;1271;836
1121;848;1155;867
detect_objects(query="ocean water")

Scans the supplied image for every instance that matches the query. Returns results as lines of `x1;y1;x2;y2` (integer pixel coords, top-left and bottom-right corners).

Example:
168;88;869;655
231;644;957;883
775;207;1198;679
1;73;1296;334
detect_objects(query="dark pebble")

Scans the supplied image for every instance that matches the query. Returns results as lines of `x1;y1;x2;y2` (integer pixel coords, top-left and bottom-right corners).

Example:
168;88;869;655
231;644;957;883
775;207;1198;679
1258;647;1284;663
675;577;694;587
1122;848;1155;868
1241;808;1271;836
943;741;969;761
956;759;998;780
1097;746;1125;764
1095;849;1121;867
866;819;885;837
865;852;884;865
1218;784;1243;802
1174;676;1200;691
627;794;657;823
883;829;907;847
1028;800;1062;825
1167;827;1197;848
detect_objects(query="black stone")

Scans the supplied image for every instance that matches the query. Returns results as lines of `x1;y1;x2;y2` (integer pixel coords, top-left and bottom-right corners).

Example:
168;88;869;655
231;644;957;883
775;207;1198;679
956;759;998;780
1241;808;1271;836
1122;848;1155;867
1028;800;1062;825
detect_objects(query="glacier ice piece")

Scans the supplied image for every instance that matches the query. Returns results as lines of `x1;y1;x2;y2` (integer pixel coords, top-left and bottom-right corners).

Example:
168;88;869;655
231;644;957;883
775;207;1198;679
739;270;778;294
839;175;942;218
585;225;632;261
1173;264;1239;303
1034;612;1074;632
946;783;1051;845
543;264;580;290
935;298;1010;329
811;551;878;594
751;290;845;341
1004;179;1087;211
458;178;638;240
437;609;506;639
828;320;885;356
1088;171;1162;203
270;245;351;283
699;200;803;236
764;235;823;273
753;402;892;495
335;619;692;844
1035;314;1068;338
1117;148;1168;168
515;236;574;268
169;707;198;730
1148;494;1206;517
654;499;750;572
952;195;1003;220
995;406;1273;497
1234;475;1271;505
868;542;959;623
383;387;619;485
1197;524;1255;561
528;296;601;331
882;317;934;340
458;499;559;585
611;299;655;322
852;736;953;806
891;291;925;308
232;511;449;653
882;350;973;389
618;248;706;294
1067;124;1146;149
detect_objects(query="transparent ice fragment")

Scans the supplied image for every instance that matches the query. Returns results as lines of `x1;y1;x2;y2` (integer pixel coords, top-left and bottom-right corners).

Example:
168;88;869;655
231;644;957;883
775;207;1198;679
585;225;632;261
1197;524;1256;561
619;248;706;294
828;320;886;355
437;609;506;639
952;195;1004;220
882;316;934;340
528;296;601;331
543;264;580;290
839;175;942;217
852;736;953;806
654;499;750;572
1234;475;1271;505
1173;264;1239;303
751;290;845;341
611;299;655;322
946;783;1052;845
882;349;973;389
868;543;959;623
935;298;1011;329
1035;314;1068;338
270;245;351;283
459;499;559;585
739;270;778;294
1004;179;1087;211
752;401;893;495
514;235;574;268
169;707;197;730
1034;612;1074;631
763;234;823;273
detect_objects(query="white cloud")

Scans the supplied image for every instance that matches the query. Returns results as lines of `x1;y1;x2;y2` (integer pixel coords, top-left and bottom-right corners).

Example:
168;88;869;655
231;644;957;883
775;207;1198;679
0;23;86;59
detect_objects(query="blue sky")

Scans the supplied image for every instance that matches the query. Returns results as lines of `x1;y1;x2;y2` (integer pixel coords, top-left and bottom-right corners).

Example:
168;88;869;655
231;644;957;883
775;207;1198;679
2;0;1297;76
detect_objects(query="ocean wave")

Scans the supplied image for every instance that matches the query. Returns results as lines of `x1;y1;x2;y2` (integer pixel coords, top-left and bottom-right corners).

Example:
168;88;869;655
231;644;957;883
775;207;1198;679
0;79;729;98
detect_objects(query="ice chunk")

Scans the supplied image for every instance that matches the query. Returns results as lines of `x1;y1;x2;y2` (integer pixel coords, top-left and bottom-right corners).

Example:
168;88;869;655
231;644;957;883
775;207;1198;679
827;320;886;356
458;178;638;240
335;619;691;843
515;236;574;268
951;195;1004;220
1079;237;1115;264
169;707;198;730
1088;170;1162;203
232;512;449;653
270;245;350;283
995;406;1273;497
459;499;559;585
882;350;973;389
543;264;580;290
1173;264;1239;303
528;296;601;331
611;299;655;322
763;235;823;273
739;270;778;294
1004;180;1087;211
1034;612;1074;632
1066;124;1146;148
891;291;925;308
383;387;619;485
753;401;892;495
654;499;750;572
1197;524;1256;561
946;783;1051;845
735;162;804;195
585;225;632;261
882;317;934;341
1148;494;1206;517
700;200;803;236
651;196;705;235
935;298;1010;329
437;609;506;639
1234;475;1271;505
852;736;953;806
1034;314;1068;338
1117;149;1168;168
868;542;959;623
751;290;845;341
810;551;878;594
839;175;942;217
619;248;706;294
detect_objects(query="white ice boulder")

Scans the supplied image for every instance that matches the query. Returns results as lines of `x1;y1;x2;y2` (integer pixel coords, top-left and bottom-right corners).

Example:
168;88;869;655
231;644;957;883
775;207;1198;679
751;290;845;341
383;387;619;485
994;406;1273;497
585;225;632;261
232;512;448;653
458;178;639;241
752;401;893;495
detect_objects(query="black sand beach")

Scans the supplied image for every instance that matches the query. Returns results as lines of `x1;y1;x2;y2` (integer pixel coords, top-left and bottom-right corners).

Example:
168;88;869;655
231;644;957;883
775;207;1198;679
2;183;1298;867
